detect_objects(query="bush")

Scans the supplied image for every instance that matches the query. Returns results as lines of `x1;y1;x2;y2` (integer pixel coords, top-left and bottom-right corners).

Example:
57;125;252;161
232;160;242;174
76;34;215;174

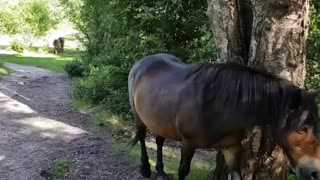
65;60;85;77
306;1;320;90
74;65;130;118
39;46;50;53
11;42;24;53
27;47;40;53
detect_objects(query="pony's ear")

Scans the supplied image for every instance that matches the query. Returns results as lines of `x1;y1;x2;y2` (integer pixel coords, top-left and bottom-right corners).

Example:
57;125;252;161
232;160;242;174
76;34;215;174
308;89;320;99
290;88;302;110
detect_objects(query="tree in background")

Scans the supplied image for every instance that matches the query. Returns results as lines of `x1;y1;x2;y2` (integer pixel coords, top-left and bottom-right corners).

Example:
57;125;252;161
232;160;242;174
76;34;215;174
0;0;63;45
207;0;312;179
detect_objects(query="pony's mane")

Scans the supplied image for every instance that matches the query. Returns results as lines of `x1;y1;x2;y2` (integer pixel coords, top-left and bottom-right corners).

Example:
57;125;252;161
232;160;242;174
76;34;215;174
189;62;299;126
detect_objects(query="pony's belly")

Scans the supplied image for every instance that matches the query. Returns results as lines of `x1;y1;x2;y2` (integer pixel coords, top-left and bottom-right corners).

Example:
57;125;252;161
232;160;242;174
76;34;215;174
141;116;182;141
195;135;242;149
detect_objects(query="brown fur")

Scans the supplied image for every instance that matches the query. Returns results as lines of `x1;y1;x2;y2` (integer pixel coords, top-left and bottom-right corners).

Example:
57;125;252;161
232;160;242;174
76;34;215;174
287;126;320;162
53;39;61;54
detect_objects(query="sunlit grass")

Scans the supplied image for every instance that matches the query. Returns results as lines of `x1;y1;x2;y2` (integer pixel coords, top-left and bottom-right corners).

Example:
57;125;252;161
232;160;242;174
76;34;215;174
0;63;11;77
0;48;81;73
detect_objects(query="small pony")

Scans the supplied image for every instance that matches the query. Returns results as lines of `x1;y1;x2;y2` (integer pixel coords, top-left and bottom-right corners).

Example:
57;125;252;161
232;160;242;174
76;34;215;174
53;39;62;54
58;37;65;53
53;37;65;54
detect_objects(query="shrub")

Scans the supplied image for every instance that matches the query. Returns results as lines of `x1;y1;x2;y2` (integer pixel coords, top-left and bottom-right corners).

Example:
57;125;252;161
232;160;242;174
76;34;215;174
64;60;85;77
27;47;40;53
11;42;24;53
74;65;130;118
39;46;50;53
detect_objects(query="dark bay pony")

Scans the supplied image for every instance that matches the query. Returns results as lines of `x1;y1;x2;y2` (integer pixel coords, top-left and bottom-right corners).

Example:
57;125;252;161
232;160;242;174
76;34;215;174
128;53;320;180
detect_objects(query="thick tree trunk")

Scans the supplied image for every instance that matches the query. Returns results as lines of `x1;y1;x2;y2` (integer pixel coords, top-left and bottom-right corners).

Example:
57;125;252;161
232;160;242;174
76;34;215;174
207;0;310;179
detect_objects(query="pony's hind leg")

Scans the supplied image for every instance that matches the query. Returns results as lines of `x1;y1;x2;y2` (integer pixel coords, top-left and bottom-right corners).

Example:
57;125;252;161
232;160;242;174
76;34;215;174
178;140;196;180
134;114;151;178
155;136;167;179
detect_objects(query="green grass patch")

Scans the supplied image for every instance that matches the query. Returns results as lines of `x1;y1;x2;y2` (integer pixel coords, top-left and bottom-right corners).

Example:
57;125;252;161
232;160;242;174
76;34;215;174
48;159;73;180
0;48;81;73
72;101;214;180
0;63;11;77
114;138;214;180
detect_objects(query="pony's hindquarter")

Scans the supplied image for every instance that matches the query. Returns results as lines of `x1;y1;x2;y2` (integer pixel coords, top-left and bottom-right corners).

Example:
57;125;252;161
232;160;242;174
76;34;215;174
129;53;186;140
128;53;185;178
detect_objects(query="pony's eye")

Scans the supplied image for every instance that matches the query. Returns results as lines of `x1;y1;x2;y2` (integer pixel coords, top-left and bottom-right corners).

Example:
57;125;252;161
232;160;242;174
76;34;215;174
297;126;309;134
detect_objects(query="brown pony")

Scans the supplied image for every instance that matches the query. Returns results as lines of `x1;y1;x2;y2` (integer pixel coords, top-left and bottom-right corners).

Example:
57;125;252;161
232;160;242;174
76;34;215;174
58;37;65;53
128;53;320;180
53;39;61;54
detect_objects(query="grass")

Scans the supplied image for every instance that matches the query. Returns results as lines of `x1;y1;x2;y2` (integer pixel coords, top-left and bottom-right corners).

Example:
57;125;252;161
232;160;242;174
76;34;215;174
0;63;11;77
72;101;215;180
0;48;81;73
48;159;73;180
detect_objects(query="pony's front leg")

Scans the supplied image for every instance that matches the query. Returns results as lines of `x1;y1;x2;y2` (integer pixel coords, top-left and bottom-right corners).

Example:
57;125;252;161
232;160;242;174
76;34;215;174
221;146;242;180
178;140;196;180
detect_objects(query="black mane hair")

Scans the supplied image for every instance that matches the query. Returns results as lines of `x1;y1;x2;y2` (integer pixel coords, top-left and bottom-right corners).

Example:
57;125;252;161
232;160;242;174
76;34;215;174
189;62;301;127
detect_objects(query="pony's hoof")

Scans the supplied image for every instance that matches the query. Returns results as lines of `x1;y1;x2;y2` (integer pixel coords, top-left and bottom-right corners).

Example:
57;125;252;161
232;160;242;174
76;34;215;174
139;166;151;178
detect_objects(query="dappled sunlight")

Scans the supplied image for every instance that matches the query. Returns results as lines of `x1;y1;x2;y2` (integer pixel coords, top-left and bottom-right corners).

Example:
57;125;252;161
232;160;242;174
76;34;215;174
0;49;59;58
107;116;126;128
0;92;35;114
149;159;156;167
21;51;59;58
0;155;5;161
0;64;11;76
0;50;18;55
146;141;179;159
0;91;88;141
16;117;88;141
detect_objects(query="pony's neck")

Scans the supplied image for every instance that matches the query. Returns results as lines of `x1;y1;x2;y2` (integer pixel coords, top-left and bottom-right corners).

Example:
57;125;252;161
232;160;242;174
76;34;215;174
190;63;293;126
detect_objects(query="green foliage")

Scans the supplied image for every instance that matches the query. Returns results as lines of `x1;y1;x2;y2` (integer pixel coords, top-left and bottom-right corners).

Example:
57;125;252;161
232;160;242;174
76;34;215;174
11;42;24;53
74;66;130;118
64;59;85;77
306;0;320;90
0;0;62;37
66;0;217;118
48;159;72;180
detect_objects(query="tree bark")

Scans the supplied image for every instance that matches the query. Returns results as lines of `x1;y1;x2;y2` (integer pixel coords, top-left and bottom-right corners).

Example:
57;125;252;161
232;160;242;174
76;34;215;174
207;0;310;179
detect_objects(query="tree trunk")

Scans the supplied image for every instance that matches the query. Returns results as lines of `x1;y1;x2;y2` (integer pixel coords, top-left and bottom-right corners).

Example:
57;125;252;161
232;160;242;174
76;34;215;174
207;0;310;179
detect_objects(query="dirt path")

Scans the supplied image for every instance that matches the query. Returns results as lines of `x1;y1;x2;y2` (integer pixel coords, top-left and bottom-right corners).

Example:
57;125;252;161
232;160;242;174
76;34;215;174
0;63;141;180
